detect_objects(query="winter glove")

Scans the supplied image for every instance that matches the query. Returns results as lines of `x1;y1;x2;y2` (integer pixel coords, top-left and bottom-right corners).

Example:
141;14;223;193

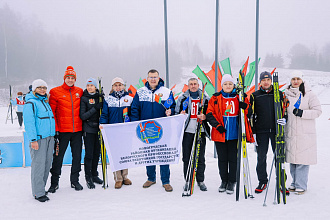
216;126;226;133
293;108;303;117
239;101;248;110
95;101;103;110
277;118;287;126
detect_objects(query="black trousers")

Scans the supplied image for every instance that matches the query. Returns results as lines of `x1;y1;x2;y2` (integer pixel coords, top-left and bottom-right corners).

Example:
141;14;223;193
16;112;23;126
182;132;206;183
83;132;101;178
215;140;238;183
256;132;276;184
50;131;82;184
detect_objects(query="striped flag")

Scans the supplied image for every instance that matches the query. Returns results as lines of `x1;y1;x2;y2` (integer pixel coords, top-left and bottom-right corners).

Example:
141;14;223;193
224;104;232;115
123;107;130;122
154;94;162;104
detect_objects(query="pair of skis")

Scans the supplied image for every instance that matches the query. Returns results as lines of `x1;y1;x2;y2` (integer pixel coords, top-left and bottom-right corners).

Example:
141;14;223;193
98;78;109;189
273;72;287;204
182;83;207;197
236;70;254;201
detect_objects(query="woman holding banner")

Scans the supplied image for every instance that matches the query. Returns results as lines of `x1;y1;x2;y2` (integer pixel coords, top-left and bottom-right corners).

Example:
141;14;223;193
206;74;253;195
80;78;104;189
284;71;322;195
99;77;133;189
23;79;55;202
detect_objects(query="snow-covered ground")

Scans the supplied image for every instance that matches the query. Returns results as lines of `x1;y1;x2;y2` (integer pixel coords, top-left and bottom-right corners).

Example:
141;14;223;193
1;68;330;219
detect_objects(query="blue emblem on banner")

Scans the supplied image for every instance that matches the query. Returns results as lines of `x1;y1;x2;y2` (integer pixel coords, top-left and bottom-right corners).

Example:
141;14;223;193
136;120;163;144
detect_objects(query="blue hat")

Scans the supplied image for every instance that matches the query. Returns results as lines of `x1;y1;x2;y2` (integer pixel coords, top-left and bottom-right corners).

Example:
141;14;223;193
86;78;98;88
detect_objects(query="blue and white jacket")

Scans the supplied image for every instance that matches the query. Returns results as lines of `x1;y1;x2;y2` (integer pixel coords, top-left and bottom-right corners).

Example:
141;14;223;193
99;91;133;124
130;79;176;121
11;96;25;112
23;92;56;142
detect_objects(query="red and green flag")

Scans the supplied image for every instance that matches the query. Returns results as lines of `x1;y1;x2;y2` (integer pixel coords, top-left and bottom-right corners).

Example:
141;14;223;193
154;94;162;104
224;104;232;115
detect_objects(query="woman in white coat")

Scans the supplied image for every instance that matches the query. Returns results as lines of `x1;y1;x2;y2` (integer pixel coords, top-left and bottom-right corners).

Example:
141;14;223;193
284;70;322;194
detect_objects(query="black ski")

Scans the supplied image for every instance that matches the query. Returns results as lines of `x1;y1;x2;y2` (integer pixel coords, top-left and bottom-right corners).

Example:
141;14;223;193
273;72;287;204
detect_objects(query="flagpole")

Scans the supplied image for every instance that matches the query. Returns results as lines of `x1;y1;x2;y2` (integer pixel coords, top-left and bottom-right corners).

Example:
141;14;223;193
164;0;170;88
254;0;259;91
214;0;219;158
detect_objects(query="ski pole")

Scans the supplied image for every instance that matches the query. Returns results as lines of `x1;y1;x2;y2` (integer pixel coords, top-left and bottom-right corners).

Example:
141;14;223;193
263;155;275;206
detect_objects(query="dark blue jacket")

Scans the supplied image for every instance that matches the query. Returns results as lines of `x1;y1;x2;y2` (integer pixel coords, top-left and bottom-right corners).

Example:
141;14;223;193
100;91;133;124
130;79;176;121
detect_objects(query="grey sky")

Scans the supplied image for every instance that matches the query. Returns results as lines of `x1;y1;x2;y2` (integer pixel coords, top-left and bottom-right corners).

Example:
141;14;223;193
1;0;330;65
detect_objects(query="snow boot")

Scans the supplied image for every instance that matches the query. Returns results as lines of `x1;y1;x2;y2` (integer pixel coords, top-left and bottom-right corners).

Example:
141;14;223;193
123;179;132;185
35;195;49;202
197;182;207;191
255;182;267;194
226;182;235;194
47;184;59;193
115;181;123;189
92;176;103;185
218;182;227;193
71;181;83;191
295;188;305;195
86;177;95;189
143;180;156;188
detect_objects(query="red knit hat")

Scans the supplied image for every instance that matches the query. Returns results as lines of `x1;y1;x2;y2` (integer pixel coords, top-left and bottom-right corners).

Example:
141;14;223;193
63;66;77;80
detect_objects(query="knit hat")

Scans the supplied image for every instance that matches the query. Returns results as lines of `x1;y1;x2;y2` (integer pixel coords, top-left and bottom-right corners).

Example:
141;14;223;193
260;71;272;82
63;66;77;80
290;70;303;80
221;74;235;86
111;77;125;86
86;78;98;88
32;79;48;91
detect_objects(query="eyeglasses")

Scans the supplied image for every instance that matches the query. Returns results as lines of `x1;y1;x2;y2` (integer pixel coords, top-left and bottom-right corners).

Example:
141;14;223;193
148;77;159;80
37;87;47;90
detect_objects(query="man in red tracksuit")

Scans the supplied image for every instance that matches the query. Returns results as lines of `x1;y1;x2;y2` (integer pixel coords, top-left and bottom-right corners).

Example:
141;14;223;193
48;66;84;193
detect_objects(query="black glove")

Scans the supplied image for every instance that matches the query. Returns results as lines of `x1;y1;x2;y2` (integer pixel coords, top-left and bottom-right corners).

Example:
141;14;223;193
95;101;103;110
216;126;226;133
239;101;248;110
293;108;303;117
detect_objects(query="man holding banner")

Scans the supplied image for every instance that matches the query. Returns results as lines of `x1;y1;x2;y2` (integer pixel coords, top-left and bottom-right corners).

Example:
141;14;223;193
175;78;210;191
130;69;176;192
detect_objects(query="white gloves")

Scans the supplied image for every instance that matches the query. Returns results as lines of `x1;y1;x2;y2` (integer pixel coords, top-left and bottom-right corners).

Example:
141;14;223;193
277;118;287;126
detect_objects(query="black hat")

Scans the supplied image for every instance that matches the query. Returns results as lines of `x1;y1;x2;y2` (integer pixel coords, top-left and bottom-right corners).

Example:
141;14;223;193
260;71;272;82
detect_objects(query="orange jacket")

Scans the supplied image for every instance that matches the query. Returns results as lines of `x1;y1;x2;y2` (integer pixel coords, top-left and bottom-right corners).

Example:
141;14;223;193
206;92;254;143
49;83;83;132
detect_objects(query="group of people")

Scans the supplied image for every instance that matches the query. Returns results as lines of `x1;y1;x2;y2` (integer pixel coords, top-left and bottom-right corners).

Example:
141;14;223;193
23;66;321;203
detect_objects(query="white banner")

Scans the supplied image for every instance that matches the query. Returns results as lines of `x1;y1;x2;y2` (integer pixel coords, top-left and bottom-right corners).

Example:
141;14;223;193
101;114;187;172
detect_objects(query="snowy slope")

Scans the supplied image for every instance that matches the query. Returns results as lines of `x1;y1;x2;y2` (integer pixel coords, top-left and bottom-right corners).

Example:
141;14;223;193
0;68;330;219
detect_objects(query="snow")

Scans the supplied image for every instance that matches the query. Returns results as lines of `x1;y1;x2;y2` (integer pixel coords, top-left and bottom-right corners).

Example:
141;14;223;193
1;68;330;219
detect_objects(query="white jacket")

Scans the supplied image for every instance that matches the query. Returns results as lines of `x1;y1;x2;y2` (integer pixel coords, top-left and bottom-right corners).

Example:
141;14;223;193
284;83;322;165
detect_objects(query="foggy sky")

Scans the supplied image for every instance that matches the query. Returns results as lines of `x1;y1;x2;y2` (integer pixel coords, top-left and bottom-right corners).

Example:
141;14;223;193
1;0;330;66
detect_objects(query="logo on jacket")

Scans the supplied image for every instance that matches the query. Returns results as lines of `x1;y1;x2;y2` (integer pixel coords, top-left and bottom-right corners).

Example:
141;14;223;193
158;93;163;97
76;93;80;98
89;99;95;104
124;99;128;102
136;120;163;144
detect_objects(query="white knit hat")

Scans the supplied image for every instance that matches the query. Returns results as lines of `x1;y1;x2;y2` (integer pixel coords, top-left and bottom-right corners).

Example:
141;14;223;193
221;74;235;86
32;79;48;91
111;77;125;86
290;70;303;80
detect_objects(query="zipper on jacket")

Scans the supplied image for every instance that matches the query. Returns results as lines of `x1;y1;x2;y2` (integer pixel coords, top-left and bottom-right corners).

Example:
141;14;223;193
70;88;75;132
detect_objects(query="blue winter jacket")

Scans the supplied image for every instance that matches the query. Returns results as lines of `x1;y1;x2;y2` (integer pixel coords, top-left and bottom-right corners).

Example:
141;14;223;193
11;96;24;112
130;79;176;121
99;91;133;124
23;92;56;142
